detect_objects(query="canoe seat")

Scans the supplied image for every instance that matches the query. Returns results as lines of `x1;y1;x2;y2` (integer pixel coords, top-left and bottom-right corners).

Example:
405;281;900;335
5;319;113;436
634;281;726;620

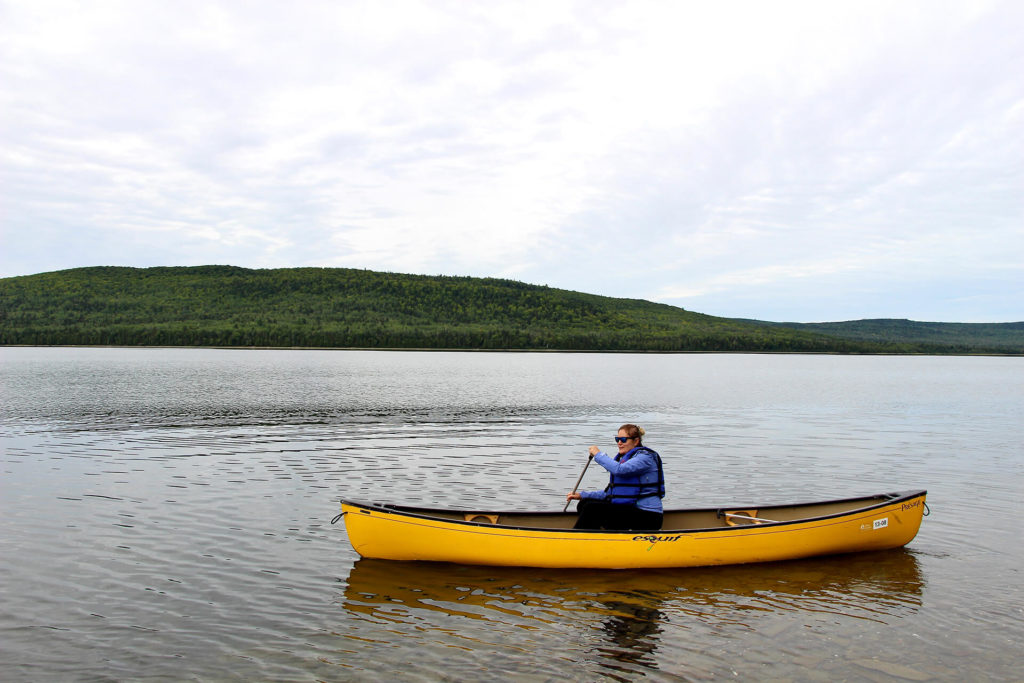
464;513;499;525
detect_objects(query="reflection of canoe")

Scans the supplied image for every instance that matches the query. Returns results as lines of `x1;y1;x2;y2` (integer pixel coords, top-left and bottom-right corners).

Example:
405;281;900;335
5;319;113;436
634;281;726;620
341;549;923;623
339;551;924;679
339;490;927;569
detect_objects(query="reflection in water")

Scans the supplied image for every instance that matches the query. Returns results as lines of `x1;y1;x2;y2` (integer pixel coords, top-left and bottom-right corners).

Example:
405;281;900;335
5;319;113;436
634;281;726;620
339;550;923;677
664;549;924;625
595;594;664;678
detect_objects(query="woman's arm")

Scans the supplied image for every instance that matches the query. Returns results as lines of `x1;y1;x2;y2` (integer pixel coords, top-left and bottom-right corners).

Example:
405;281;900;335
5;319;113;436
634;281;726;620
594;451;656;476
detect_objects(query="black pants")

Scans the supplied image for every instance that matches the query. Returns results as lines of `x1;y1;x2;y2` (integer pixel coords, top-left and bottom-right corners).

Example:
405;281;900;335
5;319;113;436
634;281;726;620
574;499;663;531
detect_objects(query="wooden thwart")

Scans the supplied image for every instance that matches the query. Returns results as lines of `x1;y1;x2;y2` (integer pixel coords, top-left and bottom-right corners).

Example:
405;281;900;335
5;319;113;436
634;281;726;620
721;509;779;526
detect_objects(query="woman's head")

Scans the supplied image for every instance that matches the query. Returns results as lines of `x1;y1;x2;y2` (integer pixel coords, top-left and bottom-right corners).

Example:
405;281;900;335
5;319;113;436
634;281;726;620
615;423;645;453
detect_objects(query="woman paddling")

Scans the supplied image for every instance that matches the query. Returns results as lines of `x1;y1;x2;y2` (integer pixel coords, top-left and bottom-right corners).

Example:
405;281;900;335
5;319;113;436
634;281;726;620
566;424;665;530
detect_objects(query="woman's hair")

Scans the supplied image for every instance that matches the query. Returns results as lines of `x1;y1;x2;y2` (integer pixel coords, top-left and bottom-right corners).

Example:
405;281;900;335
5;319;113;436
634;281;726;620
619;423;645;444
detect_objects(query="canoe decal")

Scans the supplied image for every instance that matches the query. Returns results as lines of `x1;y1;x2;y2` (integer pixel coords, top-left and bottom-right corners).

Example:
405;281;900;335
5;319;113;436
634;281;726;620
632;534;683;543
873;518;889;529
633;534;684;550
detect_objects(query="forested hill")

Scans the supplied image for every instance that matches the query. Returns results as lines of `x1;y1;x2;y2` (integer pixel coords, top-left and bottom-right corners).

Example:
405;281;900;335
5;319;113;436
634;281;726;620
0;266;1019;354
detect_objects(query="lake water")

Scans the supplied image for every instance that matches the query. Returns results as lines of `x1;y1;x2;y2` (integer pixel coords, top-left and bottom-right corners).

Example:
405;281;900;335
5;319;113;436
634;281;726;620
1;347;1021;681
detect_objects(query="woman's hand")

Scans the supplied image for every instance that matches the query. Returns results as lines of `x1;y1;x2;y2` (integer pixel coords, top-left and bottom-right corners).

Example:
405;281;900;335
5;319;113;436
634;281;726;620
566;492;582;501
588;445;600;457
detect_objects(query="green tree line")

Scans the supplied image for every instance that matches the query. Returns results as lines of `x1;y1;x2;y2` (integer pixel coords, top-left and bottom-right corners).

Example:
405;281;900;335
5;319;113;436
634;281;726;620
1;266;1019;354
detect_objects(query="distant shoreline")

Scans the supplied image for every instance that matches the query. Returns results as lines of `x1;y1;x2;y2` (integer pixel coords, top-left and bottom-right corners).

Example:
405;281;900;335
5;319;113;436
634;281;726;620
2;344;1019;357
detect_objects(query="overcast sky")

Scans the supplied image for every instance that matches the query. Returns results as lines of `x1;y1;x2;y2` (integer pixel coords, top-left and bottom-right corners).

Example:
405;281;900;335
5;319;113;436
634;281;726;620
1;1;1021;322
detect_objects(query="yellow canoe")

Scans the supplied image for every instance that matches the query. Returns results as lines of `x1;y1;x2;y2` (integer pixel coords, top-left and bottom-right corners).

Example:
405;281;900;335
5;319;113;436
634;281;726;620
338;490;927;569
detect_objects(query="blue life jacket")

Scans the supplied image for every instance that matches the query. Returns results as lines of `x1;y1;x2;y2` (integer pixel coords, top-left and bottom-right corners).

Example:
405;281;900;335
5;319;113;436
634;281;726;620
605;446;665;505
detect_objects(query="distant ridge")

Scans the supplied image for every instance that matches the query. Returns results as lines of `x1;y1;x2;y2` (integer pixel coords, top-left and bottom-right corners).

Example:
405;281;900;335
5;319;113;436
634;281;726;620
1;266;1021;354
743;318;1024;352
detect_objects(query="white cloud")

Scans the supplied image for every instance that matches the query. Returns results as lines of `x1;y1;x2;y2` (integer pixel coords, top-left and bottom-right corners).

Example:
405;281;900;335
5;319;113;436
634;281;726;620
1;0;1021;321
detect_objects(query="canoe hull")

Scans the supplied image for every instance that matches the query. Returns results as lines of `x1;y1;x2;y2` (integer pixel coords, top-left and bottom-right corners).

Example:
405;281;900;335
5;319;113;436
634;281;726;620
339;491;927;569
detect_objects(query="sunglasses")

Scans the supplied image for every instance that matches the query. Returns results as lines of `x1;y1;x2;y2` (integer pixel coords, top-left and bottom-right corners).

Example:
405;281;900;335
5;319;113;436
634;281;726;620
614;436;634;443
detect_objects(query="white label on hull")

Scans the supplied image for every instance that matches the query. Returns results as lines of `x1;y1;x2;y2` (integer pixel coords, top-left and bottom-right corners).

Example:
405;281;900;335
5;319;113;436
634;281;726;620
873;518;889;530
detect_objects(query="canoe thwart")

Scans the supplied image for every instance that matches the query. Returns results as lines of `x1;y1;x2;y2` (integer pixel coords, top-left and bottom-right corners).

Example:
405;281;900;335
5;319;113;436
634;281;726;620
719;509;778;526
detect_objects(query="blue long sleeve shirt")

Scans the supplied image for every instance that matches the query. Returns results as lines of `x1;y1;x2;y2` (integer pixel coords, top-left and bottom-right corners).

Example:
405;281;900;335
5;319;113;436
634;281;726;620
580;448;664;513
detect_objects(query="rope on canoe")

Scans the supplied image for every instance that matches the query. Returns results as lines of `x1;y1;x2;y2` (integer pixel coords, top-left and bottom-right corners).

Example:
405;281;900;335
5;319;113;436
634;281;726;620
331;512;345;524
923;502;930;516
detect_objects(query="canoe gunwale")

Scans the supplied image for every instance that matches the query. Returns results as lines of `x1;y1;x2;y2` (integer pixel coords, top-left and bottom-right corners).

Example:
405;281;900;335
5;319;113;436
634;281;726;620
339;489;927;535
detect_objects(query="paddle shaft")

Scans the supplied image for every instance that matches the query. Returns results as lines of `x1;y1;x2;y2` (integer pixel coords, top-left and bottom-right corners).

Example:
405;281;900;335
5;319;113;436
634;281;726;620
563;454;594;512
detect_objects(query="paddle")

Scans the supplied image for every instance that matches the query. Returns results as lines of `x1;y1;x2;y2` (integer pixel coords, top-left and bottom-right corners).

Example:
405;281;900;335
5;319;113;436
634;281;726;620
563;453;595;512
